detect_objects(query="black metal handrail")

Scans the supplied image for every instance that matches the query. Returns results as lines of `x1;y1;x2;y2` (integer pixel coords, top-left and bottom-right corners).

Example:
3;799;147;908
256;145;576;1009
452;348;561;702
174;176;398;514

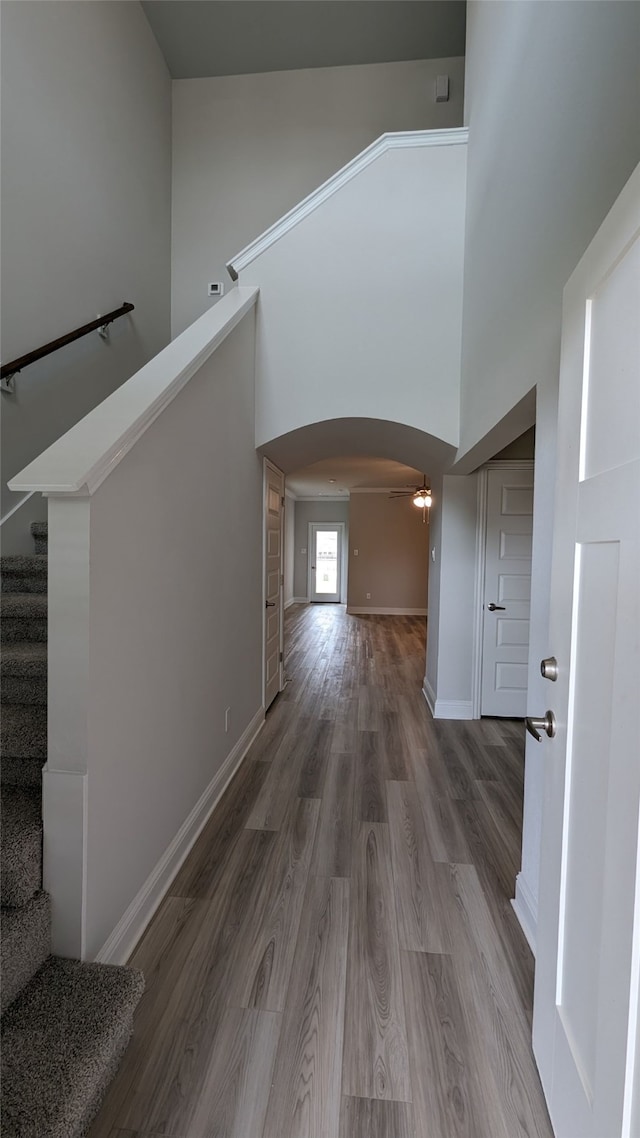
1;302;135;384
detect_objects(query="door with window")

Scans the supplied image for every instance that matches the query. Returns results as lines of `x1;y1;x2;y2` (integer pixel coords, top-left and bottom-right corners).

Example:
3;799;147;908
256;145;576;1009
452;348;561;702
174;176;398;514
309;524;343;603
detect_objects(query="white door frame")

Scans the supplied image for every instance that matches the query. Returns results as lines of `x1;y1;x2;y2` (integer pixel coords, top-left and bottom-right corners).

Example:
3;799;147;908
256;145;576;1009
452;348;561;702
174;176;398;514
307;522;347;603
263;458;285;709
471;460;535;719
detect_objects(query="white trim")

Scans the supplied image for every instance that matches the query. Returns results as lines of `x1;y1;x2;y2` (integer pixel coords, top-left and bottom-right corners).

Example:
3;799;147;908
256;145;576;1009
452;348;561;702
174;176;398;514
294;495;349;503
284;487;298;501
291;596;310;606
347;606;427;616
471;461;535;719
226;128;468;279
422;677;436;716
284;598;296;610
0;490;35;527
471;468;489;719
263;458;285;707
308;521;346;604
512;872;538;956
95;706;265;965
9;288;259;496
432;699;474;720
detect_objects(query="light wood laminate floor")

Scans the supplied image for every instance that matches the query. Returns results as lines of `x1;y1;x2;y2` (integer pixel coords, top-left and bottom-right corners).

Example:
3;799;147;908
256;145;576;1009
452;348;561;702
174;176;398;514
89;605;553;1138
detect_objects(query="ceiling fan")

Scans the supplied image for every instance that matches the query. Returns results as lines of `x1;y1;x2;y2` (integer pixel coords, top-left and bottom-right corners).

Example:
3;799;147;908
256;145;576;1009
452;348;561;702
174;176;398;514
389;476;432;520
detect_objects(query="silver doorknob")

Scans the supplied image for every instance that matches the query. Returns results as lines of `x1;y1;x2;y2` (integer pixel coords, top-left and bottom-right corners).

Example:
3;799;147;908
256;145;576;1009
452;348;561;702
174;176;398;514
525;711;556;741
266;600;276;608
540;656;558;681
487;603;506;611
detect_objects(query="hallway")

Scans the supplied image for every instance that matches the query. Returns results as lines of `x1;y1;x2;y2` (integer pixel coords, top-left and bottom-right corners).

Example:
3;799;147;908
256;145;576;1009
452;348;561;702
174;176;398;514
89;604;553;1138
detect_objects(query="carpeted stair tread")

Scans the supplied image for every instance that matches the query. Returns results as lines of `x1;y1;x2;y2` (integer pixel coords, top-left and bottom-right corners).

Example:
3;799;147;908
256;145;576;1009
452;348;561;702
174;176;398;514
1;956;145;1138
1;891;51;1014
1;704;47;759
1;592;48;644
1;555;48;593
1;676;47;706
1;641;48;677
1;757;46;788
1;786;42;907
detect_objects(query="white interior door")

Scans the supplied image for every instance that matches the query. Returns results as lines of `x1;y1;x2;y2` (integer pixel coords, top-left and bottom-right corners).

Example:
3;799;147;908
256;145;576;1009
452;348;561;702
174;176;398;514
533;165;640;1138
481;465;534;717
309;524;342;603
264;460;284;710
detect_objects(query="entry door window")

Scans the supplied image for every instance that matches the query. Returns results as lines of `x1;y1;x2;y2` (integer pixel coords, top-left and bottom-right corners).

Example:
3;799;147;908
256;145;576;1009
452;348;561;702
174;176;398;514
310;525;342;603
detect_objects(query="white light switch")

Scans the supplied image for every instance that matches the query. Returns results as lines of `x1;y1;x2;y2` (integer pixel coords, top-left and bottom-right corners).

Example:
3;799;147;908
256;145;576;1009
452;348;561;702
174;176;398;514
301;548;306;554
431;547;436;562
354;549;359;556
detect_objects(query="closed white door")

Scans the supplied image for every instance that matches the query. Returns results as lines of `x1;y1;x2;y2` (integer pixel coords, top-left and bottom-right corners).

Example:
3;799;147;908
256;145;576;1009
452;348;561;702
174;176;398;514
264;460;284;710
533;165;640;1137
481;465;534;717
309;524;342;604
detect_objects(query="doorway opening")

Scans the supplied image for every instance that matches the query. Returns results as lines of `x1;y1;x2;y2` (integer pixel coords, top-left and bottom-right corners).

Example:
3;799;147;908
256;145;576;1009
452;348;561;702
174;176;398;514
308;522;346;604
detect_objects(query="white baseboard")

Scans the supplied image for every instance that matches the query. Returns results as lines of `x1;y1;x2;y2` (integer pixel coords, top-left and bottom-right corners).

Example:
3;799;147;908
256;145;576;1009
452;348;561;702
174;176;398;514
284;597;295;609
285;596;309;609
96;705;265;965
347;606;428;616
422;677;436;716
511;872;538;956
433;699;474;720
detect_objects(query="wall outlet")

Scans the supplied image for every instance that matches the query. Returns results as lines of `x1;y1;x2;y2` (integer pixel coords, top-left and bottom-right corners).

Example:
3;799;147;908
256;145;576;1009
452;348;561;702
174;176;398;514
224;707;231;733
366;592;371;599
208;282;224;297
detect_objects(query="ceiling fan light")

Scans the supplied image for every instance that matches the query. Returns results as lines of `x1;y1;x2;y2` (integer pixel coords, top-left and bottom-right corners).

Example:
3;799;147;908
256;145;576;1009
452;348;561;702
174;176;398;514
412;490;432;509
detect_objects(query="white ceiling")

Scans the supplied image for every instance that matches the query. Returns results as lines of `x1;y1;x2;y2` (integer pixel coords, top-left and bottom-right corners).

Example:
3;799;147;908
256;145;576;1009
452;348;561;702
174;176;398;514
141;1;466;80
286;455;426;498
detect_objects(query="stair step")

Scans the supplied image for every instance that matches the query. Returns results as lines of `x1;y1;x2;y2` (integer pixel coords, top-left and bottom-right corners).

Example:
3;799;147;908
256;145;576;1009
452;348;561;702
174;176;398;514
1;676;47;708
1;891;51;1014
1;787;42;907
1;593;48;643
1;555;48;594
1;705;47;760
1;956;144;1138
30;522;48;556
0;758;46;789
1;642;47;678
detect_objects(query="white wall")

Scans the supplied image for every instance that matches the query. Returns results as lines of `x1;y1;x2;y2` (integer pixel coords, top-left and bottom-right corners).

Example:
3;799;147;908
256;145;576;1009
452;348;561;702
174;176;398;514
171;57;465;335
38;307;263;961
0;0;172;551
458;0;640;461
293;499;349;601
245;137;467;455
347;493;429;613
423;474;478;717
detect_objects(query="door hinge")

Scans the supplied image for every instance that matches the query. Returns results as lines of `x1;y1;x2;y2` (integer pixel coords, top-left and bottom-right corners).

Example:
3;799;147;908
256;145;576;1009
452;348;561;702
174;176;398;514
281;496;285;507
279;651;283;662
281;574;284;586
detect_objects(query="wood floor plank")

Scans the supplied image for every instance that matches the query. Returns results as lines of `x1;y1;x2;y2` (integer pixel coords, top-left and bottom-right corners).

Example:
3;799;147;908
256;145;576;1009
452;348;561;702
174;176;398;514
179;1007;281;1138
245;727;308;831
103;830;282;1135
447;863;553;1137
339;1096;416;1138
226;797;320;1011
91;604;553;1138
310;752;355;877
343;822;412;1103
355;731;387;822
387;780;454;953
262;876;350;1138
401;949;509;1138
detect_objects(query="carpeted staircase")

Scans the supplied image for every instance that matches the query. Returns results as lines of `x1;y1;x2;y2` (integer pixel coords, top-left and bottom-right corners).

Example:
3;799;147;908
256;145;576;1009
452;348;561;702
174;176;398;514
1;522;144;1138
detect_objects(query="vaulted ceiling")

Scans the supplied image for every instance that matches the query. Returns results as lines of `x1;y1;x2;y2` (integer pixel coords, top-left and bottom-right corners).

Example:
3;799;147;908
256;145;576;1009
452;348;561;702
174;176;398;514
142;1;466;79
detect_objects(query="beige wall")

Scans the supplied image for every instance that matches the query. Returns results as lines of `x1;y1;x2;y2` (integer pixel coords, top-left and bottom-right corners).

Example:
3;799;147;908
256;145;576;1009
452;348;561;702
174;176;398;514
347;493;429;613
293;499;350;601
